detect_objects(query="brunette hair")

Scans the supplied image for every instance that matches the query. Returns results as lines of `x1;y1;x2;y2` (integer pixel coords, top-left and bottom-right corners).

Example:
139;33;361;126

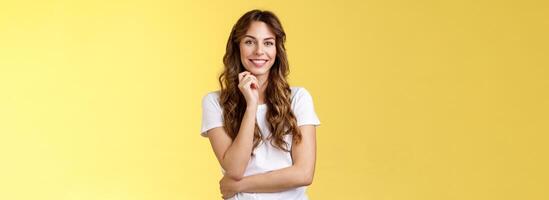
218;9;301;152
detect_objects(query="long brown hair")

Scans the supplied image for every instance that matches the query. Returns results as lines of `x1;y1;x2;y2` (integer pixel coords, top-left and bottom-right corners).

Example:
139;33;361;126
218;9;301;152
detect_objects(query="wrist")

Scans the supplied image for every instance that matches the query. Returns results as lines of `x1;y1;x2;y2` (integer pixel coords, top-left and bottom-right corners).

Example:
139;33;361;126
236;176;249;193
246;103;258;110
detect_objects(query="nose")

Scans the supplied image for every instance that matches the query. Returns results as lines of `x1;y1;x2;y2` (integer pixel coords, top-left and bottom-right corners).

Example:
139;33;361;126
254;44;265;56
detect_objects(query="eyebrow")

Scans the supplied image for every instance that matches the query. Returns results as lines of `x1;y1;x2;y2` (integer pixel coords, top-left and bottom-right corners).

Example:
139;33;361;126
243;35;275;41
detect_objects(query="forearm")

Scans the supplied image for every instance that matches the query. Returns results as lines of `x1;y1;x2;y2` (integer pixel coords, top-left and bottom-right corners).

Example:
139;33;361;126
222;105;257;179
238;165;313;193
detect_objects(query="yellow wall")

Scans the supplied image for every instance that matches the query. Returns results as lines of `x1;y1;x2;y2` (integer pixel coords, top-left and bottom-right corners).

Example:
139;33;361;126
1;0;548;199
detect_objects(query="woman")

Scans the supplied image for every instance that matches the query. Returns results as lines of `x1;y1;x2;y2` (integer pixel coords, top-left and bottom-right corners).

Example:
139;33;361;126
201;9;320;200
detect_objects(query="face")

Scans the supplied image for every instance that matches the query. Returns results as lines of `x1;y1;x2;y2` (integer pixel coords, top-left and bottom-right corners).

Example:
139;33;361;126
239;21;277;76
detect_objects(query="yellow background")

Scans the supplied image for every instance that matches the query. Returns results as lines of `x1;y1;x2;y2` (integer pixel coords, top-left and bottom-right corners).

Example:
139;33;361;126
1;0;548;199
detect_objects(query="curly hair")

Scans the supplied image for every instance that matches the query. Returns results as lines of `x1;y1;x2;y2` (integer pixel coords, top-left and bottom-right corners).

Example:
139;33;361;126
218;9;301;153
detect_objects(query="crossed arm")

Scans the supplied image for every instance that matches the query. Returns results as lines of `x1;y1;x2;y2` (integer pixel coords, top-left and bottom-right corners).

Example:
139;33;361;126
207;105;258;181
207;120;317;197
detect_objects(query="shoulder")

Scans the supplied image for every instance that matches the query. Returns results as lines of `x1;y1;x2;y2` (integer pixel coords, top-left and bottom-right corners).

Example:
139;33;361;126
202;90;221;108
290;86;315;107
200;90;224;136
290;86;313;100
202;90;220;100
290;86;321;126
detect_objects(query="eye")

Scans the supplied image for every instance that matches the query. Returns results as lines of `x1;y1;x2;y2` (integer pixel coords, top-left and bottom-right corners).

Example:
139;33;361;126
244;40;254;45
265;41;274;46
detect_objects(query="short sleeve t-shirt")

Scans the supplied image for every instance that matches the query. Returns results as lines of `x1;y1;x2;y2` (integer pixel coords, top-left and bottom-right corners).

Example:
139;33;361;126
200;87;320;200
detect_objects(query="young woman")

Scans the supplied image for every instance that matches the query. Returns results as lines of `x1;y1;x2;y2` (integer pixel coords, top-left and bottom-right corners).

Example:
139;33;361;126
201;9;320;200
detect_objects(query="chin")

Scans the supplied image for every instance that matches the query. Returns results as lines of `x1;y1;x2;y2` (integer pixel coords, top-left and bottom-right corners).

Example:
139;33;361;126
245;66;271;76
249;69;268;76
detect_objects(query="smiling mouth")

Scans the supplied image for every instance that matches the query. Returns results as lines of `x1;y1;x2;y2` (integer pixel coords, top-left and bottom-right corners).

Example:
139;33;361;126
249;59;268;67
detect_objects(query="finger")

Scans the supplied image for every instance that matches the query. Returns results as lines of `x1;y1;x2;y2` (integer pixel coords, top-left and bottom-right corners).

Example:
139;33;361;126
243;80;254;91
239;75;252;85
241;75;255;85
238;72;246;83
240;71;251;77
238;78;253;89
238;71;250;82
248;76;259;89
246;74;258;82
239;72;252;83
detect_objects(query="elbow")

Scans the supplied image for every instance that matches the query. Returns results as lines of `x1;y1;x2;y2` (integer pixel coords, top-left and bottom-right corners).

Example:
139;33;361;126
224;170;245;181
297;168;315;186
221;160;246;181
302;173;314;186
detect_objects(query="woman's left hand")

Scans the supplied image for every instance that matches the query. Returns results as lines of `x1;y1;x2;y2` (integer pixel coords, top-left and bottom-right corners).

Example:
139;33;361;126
219;175;241;199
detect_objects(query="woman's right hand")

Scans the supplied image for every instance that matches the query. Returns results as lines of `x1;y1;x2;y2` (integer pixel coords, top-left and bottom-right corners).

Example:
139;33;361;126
238;71;259;107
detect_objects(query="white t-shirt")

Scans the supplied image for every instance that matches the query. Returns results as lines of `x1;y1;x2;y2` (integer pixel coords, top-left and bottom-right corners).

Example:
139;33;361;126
201;87;321;200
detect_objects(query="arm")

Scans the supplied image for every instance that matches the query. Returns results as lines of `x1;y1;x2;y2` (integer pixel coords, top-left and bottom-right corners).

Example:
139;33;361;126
207;105;257;180
208;72;260;181
221;125;317;193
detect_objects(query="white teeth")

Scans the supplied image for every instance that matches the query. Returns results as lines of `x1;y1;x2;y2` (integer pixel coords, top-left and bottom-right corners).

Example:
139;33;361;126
251;60;267;64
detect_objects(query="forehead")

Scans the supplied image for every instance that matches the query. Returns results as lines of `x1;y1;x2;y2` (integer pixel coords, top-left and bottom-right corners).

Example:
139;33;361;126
244;21;275;39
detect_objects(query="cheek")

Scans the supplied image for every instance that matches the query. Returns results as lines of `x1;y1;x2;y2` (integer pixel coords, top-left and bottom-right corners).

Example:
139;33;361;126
268;48;277;59
239;47;250;63
239;46;247;57
240;43;253;53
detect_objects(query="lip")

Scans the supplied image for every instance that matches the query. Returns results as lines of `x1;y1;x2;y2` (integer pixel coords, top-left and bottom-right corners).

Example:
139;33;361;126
249;59;268;68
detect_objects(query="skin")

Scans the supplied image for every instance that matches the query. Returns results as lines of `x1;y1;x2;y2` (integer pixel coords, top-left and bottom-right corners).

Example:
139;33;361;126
238;20;277;105
207;21;317;199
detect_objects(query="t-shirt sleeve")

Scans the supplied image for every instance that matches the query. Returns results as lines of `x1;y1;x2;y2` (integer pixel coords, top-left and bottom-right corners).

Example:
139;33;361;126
292;88;321;127
200;92;223;137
